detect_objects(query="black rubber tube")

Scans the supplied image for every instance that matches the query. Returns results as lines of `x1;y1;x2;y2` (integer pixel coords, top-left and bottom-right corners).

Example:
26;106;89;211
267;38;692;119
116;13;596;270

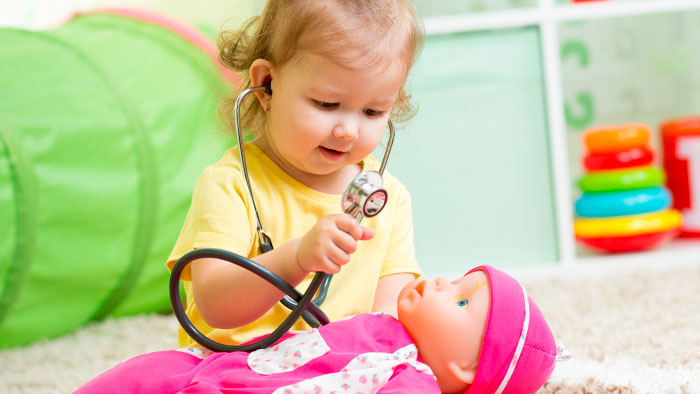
169;248;330;352
281;273;332;309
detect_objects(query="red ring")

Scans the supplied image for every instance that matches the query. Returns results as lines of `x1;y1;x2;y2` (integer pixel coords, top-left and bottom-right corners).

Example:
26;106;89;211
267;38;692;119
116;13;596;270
576;228;679;253
582;147;655;171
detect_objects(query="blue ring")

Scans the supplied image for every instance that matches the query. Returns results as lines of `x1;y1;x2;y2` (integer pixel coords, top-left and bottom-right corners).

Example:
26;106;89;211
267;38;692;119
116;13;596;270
575;186;672;218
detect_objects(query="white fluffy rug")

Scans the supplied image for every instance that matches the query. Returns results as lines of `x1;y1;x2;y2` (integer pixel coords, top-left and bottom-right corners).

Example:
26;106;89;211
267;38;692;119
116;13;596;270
1;262;699;394
526;262;700;394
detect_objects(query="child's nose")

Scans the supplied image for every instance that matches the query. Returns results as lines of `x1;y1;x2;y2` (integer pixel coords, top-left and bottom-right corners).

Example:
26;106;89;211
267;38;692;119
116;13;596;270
332;119;359;141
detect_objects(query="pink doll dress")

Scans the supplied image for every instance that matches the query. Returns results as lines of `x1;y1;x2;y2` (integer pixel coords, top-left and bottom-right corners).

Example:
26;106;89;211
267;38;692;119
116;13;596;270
74;313;440;393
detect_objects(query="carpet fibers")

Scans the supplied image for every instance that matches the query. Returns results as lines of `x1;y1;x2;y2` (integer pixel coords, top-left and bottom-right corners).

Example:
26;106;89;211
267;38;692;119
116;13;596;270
1;262;699;393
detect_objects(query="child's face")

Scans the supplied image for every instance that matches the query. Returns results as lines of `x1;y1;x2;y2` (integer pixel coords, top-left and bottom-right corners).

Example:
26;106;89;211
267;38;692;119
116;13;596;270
397;271;490;393
261;53;405;188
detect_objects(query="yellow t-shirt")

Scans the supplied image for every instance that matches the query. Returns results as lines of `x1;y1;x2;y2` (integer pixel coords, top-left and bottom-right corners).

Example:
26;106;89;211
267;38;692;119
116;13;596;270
167;143;420;347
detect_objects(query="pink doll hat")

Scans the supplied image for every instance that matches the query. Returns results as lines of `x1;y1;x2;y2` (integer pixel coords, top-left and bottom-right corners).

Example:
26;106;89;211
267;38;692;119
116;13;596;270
464;265;562;394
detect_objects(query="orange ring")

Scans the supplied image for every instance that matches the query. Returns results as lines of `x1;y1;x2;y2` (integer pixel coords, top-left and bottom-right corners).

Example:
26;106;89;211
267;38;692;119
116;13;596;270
583;124;650;154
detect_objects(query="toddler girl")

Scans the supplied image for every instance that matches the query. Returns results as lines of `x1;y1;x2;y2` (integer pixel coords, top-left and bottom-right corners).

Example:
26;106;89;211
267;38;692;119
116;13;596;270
167;0;425;348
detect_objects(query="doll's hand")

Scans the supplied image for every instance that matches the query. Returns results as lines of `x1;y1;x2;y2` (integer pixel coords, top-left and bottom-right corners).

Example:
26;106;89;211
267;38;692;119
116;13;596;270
296;214;374;274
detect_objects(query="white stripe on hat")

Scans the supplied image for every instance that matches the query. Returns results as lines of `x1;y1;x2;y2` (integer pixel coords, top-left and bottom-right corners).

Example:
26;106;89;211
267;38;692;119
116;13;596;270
493;280;530;394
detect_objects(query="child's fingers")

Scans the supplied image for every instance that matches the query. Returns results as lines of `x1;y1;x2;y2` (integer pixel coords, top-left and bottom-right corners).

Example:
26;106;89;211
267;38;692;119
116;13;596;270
320;256;342;274
335;214;364;240
361;227;374;241
334;231;358;255
327;245;351;267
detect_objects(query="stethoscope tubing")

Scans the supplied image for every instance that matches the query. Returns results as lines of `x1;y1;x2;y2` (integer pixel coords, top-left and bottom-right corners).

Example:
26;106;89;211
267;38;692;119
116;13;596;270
235;86;270;247
169;247;330;352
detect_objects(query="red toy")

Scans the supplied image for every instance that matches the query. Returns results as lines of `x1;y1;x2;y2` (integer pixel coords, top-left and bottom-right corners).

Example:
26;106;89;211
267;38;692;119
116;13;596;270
577;228;681;253
583;147;654;171
660;117;700;237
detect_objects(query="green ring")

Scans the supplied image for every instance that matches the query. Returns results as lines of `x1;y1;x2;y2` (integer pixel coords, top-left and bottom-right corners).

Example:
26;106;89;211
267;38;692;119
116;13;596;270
579;167;665;192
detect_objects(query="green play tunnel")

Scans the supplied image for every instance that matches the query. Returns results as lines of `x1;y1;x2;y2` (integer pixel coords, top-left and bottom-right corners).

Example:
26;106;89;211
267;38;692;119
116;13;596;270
0;11;235;348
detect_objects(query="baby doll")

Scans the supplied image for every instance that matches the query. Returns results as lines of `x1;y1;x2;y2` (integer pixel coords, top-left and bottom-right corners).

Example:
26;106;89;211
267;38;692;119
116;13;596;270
74;265;562;394
399;265;561;394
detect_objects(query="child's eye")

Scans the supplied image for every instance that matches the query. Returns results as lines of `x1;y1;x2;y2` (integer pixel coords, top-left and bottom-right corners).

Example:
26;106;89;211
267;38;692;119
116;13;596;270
312;99;338;110
457;299;468;307
363;108;383;117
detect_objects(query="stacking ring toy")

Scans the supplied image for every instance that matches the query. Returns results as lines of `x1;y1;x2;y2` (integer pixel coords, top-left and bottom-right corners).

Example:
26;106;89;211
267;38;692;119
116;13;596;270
582;147;654;171
575;186;671;217
574;209;683;237
583;124;650;154
576;228;681;253
578;166;665;192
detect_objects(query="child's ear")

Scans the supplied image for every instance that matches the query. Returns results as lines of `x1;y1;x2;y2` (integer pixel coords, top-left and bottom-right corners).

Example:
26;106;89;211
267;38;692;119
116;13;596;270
447;360;477;385
249;59;275;103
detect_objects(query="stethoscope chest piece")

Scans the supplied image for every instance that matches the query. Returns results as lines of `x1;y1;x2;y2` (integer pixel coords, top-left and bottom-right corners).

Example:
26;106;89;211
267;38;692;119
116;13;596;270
342;170;387;221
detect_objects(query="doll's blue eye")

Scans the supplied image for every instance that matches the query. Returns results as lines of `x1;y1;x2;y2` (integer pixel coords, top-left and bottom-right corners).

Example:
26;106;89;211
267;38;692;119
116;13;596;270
457;299;468;307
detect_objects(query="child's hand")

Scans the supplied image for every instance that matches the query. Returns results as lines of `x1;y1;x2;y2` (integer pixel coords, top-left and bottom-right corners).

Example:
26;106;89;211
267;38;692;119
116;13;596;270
296;214;374;274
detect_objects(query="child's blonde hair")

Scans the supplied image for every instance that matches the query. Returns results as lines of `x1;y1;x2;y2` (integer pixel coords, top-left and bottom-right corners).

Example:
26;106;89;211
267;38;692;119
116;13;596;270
218;0;424;135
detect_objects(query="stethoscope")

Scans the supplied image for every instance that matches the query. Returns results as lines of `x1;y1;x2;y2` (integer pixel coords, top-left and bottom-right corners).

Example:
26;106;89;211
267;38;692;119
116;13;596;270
169;83;395;352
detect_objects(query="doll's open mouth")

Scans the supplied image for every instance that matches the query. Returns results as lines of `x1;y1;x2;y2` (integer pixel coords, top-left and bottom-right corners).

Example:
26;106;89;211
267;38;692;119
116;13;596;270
413;280;425;297
398;279;428;309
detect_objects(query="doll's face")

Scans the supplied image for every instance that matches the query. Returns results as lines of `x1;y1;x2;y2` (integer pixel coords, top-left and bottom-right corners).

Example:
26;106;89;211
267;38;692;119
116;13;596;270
397;271;490;394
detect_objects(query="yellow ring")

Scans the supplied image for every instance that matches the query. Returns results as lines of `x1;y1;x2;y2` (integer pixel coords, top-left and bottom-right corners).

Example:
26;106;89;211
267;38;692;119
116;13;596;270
574;209;683;237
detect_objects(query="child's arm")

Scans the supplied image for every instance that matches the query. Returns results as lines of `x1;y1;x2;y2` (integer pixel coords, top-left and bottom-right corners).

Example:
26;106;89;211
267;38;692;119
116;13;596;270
191;213;373;329
371;273;415;318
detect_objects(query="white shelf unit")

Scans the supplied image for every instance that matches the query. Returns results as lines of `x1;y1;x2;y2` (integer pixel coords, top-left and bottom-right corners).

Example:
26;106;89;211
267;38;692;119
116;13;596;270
423;0;700;267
